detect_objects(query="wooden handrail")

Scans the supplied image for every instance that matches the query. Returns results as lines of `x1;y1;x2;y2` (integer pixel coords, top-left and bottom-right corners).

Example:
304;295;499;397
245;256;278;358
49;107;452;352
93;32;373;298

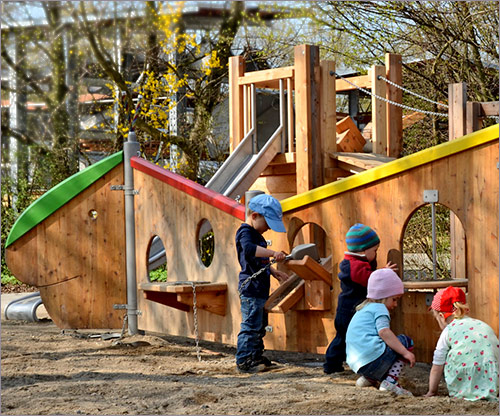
238;66;294;87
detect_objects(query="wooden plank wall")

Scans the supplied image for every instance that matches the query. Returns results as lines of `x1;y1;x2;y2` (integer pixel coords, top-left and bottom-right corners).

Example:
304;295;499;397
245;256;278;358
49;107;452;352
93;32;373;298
134;169;248;345
132;139;498;361
6;165;127;329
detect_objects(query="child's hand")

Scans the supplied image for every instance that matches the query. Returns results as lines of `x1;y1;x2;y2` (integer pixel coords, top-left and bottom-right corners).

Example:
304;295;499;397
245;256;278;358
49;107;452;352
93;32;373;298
273;251;286;262
385;261;399;272
273;269;289;283
402;350;416;367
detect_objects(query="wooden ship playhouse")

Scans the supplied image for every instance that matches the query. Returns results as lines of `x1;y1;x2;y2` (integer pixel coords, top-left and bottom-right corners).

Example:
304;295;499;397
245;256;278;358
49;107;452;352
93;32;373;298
6;45;499;362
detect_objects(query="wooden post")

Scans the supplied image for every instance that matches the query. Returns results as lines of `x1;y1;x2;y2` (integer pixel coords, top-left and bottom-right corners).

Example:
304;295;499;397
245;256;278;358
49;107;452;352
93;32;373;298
294;44;321;193
370;65;387;155
229;56;245;152
385;53;403;157
466;101;483;134
287;77;295;152
448;83;467;280
448;83;467;141
320;60;336;176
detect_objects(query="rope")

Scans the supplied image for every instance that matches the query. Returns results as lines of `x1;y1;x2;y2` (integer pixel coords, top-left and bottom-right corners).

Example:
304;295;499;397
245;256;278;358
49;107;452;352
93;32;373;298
377;75;449;108
331;71;448;118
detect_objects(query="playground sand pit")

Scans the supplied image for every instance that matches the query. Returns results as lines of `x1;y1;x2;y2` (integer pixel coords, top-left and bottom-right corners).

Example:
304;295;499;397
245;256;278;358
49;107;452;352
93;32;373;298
1;319;498;415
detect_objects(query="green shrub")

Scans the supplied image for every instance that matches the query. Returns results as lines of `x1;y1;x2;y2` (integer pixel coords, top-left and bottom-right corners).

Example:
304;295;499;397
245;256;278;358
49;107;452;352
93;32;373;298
149;265;168;282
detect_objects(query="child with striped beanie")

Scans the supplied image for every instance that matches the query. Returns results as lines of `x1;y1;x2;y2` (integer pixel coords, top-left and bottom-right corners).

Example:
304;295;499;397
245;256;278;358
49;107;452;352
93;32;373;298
323;223;398;375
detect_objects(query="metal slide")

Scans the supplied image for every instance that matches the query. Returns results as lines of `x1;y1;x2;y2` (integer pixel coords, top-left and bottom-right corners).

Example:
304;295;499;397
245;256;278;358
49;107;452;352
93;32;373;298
206;81;286;200
4;292;44;322
147;82;288;269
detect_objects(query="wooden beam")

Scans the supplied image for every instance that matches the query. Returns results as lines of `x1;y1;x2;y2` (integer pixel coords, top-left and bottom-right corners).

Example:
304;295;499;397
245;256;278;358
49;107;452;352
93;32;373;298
320;60;336;173
385;53;403;157
238;66;294;86
481;101;499;116
448;83;467;281
229;56;245;152
335;74;371;92
287;78;295;152
294;44;321;193
466;101;482;134
370;65;387;155
403;279;468;290
448;83;467;140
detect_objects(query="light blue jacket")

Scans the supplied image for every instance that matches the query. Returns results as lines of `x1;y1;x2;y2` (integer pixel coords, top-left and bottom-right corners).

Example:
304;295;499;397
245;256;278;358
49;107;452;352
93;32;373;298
346;302;390;373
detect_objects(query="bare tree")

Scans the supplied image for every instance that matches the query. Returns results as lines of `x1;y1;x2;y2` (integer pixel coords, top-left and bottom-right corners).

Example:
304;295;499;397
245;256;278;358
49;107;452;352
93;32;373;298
1;1;80;185
74;1;245;181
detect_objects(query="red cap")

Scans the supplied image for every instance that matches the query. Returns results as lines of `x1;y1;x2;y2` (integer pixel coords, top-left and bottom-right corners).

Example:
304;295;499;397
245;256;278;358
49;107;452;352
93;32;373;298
430;286;466;318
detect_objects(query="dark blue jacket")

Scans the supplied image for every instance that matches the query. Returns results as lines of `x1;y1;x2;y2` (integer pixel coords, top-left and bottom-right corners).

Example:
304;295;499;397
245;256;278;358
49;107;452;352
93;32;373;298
336;253;377;316
235;223;271;299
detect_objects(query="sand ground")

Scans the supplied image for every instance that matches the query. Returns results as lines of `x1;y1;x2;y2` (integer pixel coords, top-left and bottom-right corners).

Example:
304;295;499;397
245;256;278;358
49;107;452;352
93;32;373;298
1;314;499;415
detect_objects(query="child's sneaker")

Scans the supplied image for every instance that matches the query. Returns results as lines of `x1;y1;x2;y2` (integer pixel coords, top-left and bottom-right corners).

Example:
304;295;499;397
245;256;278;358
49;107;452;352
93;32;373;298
237;359;266;374
356;375;377;387
379;380;413;396
256;355;274;367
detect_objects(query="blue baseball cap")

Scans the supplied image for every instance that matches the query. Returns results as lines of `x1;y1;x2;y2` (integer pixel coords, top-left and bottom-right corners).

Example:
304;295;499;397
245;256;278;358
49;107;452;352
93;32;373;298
248;194;286;233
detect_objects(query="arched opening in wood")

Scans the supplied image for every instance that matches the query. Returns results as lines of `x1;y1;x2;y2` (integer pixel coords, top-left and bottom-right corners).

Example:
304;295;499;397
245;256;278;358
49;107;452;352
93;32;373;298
147;235;167;282
402;203;466;282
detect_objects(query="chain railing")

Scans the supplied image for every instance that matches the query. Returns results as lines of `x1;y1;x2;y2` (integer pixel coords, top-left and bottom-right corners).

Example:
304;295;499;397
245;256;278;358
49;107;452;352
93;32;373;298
377;75;449;109
331;71;449;118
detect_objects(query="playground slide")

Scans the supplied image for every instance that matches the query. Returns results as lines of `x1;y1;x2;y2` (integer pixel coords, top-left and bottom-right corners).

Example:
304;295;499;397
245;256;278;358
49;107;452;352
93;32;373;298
205;121;284;201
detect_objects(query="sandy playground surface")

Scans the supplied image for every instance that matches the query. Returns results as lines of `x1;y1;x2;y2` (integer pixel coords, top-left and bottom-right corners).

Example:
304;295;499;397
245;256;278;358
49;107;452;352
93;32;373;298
1;318;499;415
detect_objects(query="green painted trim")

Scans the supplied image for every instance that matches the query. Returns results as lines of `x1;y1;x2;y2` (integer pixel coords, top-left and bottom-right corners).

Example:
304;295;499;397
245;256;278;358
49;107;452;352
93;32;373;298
6;152;123;247
281;124;499;213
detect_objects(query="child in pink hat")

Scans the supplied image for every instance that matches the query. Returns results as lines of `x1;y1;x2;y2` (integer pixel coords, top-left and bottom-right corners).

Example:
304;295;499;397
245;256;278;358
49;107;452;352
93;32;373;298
346;268;415;396
425;286;499;401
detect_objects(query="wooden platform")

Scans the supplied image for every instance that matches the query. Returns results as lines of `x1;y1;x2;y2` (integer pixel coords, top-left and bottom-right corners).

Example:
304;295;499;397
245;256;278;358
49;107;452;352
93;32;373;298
403;279;468;290
329;152;396;173
139;282;228;316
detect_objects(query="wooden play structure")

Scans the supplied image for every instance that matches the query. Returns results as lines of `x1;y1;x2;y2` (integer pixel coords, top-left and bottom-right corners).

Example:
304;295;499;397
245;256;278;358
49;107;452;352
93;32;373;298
6;45;499;362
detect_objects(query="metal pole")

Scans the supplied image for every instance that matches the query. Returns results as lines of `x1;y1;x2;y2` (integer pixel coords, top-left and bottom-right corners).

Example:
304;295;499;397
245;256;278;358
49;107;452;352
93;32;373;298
431;201;437;280
124;130;140;334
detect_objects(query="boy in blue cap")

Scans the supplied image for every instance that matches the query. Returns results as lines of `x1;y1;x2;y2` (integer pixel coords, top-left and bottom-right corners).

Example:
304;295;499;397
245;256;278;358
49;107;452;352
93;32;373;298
235;193;289;373
323;223;398;375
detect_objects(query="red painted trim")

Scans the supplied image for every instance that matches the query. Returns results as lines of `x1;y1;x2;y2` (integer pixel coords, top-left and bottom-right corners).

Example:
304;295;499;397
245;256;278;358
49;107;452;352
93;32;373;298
131;156;245;221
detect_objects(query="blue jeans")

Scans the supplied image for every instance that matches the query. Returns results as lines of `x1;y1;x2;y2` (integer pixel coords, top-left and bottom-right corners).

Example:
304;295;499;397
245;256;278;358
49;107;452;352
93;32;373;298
323;309;352;372
357;334;413;381
236;296;268;364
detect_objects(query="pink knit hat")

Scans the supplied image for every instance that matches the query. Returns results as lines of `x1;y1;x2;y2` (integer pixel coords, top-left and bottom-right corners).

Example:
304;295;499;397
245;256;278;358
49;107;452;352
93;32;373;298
367;268;404;300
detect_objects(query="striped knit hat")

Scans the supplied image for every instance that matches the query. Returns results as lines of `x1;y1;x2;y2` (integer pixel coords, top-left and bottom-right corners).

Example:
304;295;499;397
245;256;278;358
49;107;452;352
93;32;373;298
346;223;380;252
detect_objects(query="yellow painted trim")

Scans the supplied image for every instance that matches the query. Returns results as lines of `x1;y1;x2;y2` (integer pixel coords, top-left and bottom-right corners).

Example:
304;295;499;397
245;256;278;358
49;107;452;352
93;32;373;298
281;124;499;213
